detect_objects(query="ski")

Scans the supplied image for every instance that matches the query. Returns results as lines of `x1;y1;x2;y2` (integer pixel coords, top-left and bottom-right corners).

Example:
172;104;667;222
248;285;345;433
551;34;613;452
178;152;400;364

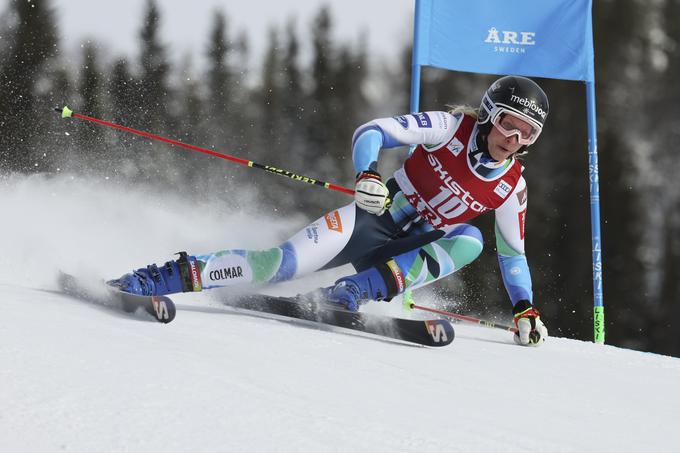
224;294;455;347
58;272;176;323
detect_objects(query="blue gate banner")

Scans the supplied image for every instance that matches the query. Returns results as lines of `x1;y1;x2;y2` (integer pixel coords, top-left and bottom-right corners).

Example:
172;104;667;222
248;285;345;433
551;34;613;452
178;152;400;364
413;0;594;81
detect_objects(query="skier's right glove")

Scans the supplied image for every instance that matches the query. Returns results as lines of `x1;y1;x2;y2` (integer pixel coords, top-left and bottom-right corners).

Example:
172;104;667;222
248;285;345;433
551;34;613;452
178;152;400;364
354;171;390;215
513;300;548;347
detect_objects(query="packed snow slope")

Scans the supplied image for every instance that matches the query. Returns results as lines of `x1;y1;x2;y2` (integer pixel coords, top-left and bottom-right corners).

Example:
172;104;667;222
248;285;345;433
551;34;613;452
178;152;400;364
2;174;679;453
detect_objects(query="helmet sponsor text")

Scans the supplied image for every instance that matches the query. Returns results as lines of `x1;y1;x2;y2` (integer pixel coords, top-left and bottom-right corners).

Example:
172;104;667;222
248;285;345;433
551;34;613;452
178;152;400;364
510;94;547;119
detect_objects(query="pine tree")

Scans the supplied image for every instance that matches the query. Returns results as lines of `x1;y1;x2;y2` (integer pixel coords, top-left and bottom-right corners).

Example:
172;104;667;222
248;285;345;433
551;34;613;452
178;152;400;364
108;59;137;147
0;0;58;173
137;0;170;133
280;17;306;166
176;57;203;147
307;6;335;156
591;0;652;349
260;27;284;150
303;5;355;213
656;200;680;356
248;26;304;212
206;9;233;145
76;42;106;168
79;43;103;121
46;66;74;171
652;0;680;356
231;31;251;150
331;38;369;173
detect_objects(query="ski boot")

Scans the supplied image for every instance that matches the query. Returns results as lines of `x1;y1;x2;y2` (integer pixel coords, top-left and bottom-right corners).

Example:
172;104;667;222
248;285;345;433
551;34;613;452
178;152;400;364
320;259;405;311
109;252;202;296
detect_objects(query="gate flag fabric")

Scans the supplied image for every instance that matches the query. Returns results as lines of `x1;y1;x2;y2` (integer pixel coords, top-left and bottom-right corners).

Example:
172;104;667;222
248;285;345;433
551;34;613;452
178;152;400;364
412;0;594;81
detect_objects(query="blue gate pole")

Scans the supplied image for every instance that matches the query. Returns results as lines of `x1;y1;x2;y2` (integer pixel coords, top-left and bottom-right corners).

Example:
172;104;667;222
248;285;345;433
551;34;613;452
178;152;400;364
410;0;424;114
586;80;605;344
410;64;422;114
402;0;425;308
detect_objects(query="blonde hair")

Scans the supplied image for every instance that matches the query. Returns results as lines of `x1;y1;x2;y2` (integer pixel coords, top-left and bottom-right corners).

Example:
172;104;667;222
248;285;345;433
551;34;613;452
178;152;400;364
446;104;479;119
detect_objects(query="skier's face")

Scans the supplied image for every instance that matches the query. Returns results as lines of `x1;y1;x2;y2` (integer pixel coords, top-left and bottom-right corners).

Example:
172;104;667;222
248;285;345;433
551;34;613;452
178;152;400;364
487;114;533;161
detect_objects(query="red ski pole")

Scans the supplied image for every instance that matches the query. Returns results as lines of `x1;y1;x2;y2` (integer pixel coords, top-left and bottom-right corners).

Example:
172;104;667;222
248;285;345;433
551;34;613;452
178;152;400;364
55;106;355;196
408;302;518;333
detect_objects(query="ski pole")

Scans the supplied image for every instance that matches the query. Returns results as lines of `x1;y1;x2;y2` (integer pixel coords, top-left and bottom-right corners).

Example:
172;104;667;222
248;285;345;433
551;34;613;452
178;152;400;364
407;301;518;333
54;106;355;196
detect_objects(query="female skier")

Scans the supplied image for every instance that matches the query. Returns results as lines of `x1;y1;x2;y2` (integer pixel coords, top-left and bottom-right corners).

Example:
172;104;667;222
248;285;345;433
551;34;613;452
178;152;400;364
112;75;549;346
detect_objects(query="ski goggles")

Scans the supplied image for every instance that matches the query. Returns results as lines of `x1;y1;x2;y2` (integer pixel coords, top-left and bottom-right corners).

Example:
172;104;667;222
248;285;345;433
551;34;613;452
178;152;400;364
492;110;542;146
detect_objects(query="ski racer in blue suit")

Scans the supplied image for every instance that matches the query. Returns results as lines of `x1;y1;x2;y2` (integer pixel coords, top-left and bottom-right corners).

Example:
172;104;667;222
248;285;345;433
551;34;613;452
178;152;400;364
112;75;550;346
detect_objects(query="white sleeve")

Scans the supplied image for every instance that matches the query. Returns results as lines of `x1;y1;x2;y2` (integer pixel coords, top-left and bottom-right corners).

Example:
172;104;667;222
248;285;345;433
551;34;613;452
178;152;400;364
494;176;528;256
495;176;533;304
352;111;461;149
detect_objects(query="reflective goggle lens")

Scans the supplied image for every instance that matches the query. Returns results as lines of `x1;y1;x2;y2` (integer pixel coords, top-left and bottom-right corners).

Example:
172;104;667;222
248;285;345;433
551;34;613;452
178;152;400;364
492;111;541;145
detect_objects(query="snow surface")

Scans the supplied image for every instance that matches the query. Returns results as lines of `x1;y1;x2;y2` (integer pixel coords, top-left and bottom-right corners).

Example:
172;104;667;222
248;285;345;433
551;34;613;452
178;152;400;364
2;174;680;453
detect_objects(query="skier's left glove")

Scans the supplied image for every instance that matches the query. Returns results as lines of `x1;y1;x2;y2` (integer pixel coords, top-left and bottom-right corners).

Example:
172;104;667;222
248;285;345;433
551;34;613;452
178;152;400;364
354;171;390;215
513;300;548;347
